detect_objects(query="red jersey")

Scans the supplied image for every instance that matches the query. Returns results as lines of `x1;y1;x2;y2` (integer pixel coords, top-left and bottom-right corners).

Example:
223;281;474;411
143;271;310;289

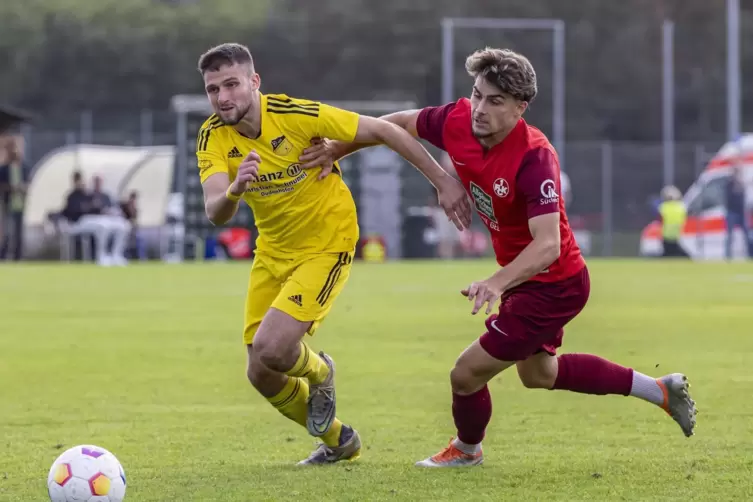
416;98;585;283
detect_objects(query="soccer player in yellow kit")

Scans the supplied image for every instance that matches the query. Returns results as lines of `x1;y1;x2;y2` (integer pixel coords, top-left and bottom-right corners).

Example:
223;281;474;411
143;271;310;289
195;43;471;465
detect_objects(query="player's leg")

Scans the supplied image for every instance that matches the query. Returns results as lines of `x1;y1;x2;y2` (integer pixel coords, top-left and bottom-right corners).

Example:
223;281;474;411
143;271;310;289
256;306;360;466
519;352;697;436
515;348;697;437
255;251;361;464
243;255;313;433
246;342;314;430
416;339;516;468
243;256;355;460
260;251;354;434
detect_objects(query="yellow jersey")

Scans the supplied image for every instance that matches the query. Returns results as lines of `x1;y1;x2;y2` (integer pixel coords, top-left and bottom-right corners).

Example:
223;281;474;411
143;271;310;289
195;93;360;258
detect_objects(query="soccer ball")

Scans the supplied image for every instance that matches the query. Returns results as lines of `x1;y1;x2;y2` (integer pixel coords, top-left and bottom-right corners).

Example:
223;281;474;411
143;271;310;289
47;445;126;502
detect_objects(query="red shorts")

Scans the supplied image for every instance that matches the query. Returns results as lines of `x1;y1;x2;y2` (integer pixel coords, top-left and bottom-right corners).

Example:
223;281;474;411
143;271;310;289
479;265;590;361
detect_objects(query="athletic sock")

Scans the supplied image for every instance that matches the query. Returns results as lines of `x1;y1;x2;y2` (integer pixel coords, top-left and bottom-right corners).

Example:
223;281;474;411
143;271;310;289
320;419;344;448
267;376;344;447
630;371;665;405
267;376;309;428
552;353;633;396
286;342;329;385
452;385;492;447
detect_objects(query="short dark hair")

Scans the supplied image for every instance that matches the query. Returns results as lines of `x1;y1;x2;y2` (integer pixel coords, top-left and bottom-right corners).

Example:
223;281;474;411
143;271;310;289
465;47;538;103
72;171;82;183
197;43;254;74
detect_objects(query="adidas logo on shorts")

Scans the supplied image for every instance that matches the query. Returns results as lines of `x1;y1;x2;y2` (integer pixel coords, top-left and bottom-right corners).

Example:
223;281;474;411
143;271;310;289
288;294;303;307
228;146;242;158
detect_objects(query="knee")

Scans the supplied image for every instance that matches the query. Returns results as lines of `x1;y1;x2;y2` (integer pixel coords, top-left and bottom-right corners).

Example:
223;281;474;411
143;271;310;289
519;368;557;390
246;355;278;391
252;331;295;371
450;363;485;395
246;356;263;385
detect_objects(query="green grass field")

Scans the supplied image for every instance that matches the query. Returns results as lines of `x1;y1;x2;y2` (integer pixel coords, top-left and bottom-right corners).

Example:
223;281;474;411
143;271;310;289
1;259;752;501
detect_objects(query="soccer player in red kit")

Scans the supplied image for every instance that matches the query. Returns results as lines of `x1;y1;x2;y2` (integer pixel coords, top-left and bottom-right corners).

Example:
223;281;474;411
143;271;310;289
300;47;697;467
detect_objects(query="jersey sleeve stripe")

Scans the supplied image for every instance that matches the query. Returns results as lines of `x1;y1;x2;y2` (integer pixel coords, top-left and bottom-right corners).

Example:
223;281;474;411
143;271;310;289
266;108;319;118
198;129;211;151
196;129;207;151
267;102;320;112
267;96;319;110
197;123;223;151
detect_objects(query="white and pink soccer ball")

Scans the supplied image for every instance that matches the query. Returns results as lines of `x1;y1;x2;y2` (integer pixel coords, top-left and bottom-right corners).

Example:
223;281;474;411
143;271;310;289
47;445;126;502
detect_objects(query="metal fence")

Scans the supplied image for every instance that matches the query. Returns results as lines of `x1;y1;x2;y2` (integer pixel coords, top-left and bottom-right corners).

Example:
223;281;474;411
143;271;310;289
17;111;728;258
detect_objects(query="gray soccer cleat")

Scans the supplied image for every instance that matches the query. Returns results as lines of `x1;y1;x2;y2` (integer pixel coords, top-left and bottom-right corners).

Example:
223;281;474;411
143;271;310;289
297;425;362;466
657;373;697;437
306;351;336;437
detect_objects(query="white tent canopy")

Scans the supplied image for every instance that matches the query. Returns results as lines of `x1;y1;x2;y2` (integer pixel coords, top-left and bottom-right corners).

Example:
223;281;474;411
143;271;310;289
22;144;176;259
24;144;175;228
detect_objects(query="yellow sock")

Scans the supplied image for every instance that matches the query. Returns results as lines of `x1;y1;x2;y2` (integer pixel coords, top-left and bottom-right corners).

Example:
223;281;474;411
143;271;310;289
267;376;345;448
321;419;343;448
286;342;330;385
268;376;309;428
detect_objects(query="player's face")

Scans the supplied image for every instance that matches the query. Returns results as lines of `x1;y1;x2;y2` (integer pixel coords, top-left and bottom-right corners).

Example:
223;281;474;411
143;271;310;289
203;63;260;125
470;77;527;139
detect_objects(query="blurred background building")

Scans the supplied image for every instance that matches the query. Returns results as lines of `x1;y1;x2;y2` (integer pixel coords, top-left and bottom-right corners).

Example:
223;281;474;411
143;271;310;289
1;0;752;262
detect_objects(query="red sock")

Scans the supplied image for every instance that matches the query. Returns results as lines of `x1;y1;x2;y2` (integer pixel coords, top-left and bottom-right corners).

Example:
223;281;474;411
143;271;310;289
452;385;492;445
553;353;633;396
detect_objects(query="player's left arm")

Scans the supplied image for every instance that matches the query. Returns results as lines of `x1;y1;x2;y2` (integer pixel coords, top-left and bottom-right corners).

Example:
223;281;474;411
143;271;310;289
492;148;562;290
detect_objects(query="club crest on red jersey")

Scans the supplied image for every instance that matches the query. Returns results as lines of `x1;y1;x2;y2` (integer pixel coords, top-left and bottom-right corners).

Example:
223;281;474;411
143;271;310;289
493;178;509;198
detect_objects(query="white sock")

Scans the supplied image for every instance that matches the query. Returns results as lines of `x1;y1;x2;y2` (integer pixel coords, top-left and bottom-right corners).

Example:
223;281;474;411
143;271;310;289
452;438;481;455
630;371;665;405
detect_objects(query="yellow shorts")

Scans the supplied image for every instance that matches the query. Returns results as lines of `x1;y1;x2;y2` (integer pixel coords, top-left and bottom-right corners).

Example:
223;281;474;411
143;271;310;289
243;251;354;344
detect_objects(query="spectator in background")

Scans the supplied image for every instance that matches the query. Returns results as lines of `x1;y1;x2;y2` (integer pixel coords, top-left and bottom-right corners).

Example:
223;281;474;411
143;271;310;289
0;135;29;260
658;185;689;258
724;166;751;259
61;172;131;266
62;171;90;224
120;190;146;260
88;175;132;265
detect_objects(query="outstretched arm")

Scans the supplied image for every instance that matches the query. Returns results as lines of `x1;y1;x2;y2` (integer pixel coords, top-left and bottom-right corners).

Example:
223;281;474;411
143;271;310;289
348;114;470;229
348;114;440;185
316;110;422;160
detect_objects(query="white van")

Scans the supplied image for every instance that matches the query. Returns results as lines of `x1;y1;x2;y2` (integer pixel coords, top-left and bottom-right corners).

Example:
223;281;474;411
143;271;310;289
639;134;753;260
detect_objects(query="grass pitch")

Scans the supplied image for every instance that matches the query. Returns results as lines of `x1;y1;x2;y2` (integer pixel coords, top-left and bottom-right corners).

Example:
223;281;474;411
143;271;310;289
1;259;752;501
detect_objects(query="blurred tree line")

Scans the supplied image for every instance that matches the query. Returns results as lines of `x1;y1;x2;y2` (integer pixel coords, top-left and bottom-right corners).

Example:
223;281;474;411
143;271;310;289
1;0;751;142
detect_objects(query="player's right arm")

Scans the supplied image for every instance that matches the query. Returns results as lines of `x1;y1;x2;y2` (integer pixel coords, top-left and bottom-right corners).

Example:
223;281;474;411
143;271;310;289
299;103;454;167
311;109;422;160
196;127;260;226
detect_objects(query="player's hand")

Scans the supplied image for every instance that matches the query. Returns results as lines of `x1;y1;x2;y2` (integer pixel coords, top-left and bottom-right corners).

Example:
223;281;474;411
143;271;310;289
437;177;472;231
229;150;260;196
461;279;503;315
299;138;336;180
